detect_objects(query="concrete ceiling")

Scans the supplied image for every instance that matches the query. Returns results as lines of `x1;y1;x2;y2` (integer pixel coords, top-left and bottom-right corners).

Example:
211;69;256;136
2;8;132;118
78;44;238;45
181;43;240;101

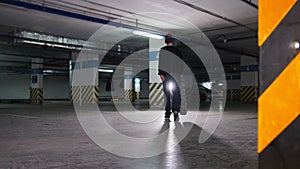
0;0;258;76
0;0;258;38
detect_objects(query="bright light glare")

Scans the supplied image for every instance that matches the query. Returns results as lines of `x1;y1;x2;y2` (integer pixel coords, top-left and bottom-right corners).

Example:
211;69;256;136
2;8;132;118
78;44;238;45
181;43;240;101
133;30;163;39
294;41;300;49
43;70;54;73
98;69;114;73
23;40;45;45
201;82;212;90
134;78;140;84
168;82;174;91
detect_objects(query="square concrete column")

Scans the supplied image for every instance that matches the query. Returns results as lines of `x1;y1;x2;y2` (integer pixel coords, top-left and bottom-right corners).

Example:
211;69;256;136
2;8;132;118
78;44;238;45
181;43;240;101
240;55;258;102
124;67;134;101
149;38;165;107
71;51;99;105
30;58;43;104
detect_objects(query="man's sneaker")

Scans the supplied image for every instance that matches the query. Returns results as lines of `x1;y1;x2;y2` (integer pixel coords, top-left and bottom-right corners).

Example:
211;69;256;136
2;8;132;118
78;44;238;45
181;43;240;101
173;111;179;122
164;118;171;122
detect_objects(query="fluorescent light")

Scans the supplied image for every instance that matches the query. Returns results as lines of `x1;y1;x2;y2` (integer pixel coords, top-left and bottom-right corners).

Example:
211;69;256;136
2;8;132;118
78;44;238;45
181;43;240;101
98;69;114;73
133;30;163;39
23;40;45;46
17;31;85;50
43;70;54;73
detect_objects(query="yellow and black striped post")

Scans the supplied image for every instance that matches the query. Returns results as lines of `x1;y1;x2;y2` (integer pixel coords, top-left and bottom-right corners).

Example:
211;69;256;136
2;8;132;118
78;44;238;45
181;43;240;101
124;89;135;102
30;88;43;104
240;86;258;102
71;85;99;104
258;0;300;168
226;89;241;101
149;83;164;107
135;92;141;100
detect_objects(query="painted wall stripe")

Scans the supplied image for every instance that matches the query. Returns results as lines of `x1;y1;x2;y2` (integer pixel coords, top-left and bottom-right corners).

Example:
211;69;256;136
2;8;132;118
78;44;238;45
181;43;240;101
149;51;159;61
31;68;43;74
240;65;258;72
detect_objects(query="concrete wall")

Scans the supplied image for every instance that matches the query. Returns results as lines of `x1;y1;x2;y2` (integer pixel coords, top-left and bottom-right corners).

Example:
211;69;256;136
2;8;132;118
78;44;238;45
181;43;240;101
226;73;241;89
0;73;150;100
241;55;258;86
0;74;31;99
44;75;70;100
0;74;70;100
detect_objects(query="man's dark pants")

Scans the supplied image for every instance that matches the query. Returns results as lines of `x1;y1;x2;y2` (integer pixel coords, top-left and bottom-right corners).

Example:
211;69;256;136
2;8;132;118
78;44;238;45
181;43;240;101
162;76;181;118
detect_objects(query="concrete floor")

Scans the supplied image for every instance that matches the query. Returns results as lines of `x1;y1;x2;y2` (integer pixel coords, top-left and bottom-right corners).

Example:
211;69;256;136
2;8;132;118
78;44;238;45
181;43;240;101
0;101;257;169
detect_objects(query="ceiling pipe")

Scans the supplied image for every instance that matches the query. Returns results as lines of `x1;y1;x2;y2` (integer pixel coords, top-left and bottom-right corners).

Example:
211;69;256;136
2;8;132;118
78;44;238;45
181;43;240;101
241;0;258;9
81;0;135;15
0;34;133;55
50;0;134;21
173;0;256;33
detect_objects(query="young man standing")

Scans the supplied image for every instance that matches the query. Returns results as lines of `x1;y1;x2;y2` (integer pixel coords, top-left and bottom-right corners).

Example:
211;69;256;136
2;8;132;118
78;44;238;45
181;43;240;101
158;34;183;121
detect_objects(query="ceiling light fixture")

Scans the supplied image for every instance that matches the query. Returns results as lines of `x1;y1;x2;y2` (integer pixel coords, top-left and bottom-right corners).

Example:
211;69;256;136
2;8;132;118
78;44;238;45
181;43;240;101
133;30;163;39
98;69;114;73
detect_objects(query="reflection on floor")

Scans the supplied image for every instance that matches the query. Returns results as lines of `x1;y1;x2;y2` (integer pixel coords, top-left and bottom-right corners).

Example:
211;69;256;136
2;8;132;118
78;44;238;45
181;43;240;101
0;101;257;169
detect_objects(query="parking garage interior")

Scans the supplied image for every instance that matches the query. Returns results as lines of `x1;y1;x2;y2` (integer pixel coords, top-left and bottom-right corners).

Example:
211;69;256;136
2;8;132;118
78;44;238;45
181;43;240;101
0;0;299;169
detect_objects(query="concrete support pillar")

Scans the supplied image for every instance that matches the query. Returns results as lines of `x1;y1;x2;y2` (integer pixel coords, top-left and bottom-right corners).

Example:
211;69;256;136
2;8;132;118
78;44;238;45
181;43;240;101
240;55;258;102
258;1;300;168
149;38;165;107
30;58;43;104
134;78;141;100
71;52;99;105
124;67;134;101
225;73;241;101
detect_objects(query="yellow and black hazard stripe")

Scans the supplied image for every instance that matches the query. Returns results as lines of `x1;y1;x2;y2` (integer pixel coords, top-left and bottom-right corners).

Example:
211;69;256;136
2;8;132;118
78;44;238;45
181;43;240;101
240;86;258;102
94;85;99;103
226;89;241;101
231;89;240;100
258;1;300;168
149;83;164;107
71;85;99;104
30;88;43;104
135;92;140;100
124;89;136;101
